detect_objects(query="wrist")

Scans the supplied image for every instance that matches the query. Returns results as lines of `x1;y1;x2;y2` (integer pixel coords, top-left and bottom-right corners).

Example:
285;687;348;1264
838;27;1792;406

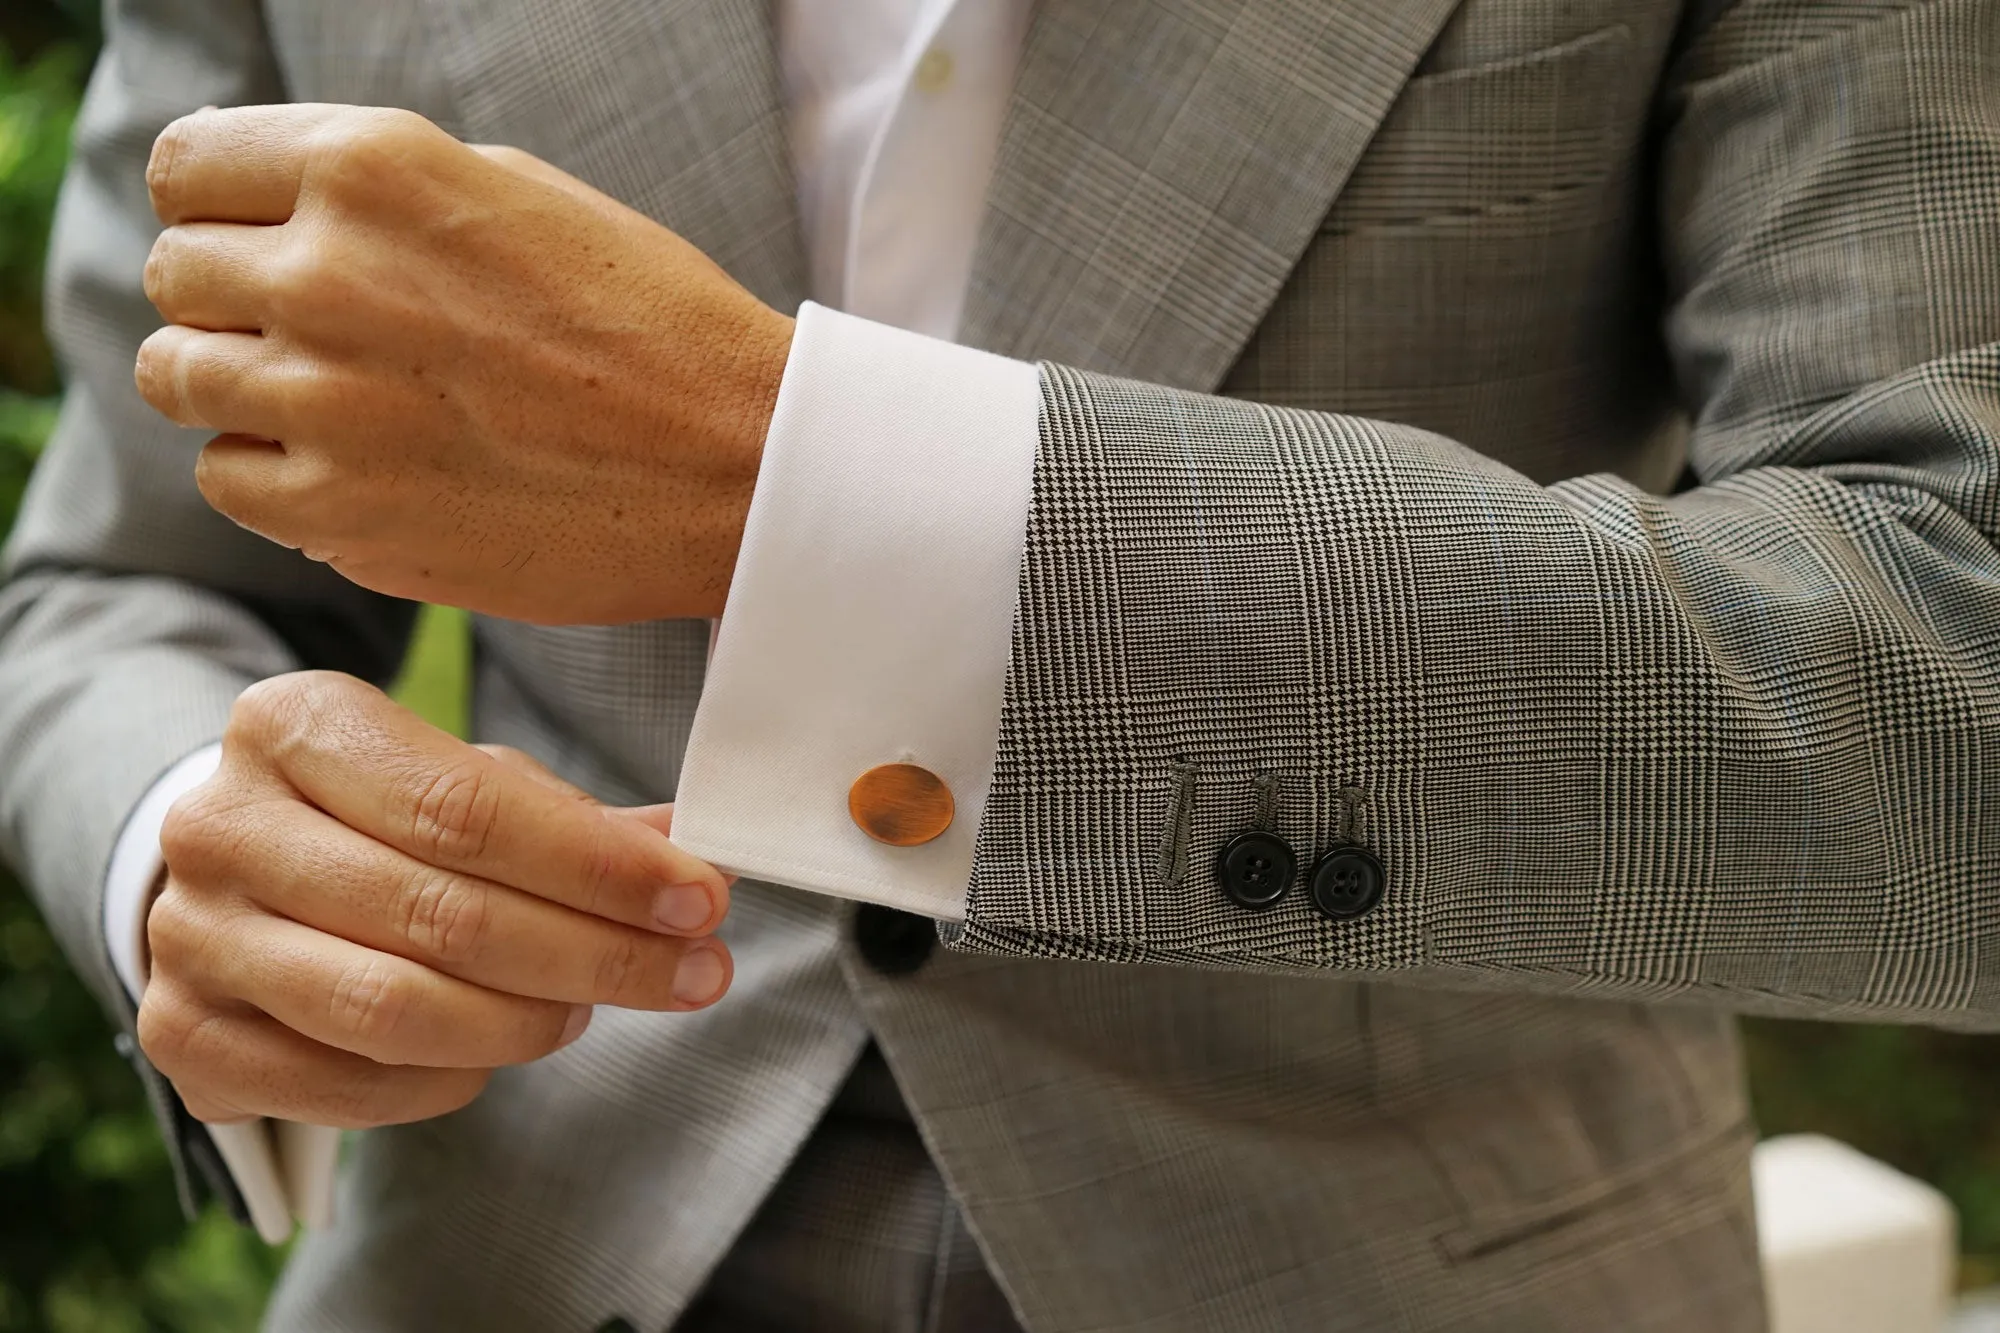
723;304;794;484
680;302;794;620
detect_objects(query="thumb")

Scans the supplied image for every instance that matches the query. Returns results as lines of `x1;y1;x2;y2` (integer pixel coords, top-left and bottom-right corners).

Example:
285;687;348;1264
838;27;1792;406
617;802;675;839
474;742;592;800
614;804;739;889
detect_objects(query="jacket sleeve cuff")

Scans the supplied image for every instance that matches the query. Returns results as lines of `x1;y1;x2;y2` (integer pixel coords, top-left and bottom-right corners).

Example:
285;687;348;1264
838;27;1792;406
671;303;1041;919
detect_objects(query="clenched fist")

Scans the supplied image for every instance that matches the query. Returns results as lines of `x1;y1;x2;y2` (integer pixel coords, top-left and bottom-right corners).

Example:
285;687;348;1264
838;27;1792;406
138;672;732;1129
135;103;794;625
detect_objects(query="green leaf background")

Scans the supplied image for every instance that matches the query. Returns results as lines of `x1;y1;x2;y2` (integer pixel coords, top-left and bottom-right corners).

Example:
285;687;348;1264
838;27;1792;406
0;6;1992;1328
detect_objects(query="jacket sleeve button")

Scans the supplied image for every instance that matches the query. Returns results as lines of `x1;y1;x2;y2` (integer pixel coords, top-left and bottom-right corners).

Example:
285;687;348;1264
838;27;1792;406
1308;846;1385;920
1214;830;1297;909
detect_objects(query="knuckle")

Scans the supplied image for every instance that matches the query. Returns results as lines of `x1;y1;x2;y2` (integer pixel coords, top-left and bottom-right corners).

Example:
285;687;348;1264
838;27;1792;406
309;109;441;204
135;983;222;1075
406;763;500;866
590;931;647;1005
229;671;362;760
229;674;310;751
146;121;191;220
393;869;488;965
141;331;226;429
133;991;183;1068
144;877;215;975
571;812;623;916
482;144;533;171
263;237;366;334
263;239;326;322
133;328;184;417
142;230;178;310
142;884;188;971
179;345;238;423
326;957;410;1051
157;785;231;877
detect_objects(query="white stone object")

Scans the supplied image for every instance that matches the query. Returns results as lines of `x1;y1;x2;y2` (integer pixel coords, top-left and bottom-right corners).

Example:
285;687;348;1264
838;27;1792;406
1756;1134;1956;1333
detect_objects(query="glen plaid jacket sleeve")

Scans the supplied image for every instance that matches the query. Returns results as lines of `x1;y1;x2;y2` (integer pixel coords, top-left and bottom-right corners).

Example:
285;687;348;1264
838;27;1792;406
950;0;2000;1028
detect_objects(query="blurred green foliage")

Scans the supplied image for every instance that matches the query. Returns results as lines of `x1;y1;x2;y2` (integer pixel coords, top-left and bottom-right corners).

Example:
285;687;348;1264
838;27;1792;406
0;5;1996;1331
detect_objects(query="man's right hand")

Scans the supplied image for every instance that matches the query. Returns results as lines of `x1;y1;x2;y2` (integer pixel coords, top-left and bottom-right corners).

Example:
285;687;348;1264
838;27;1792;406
137;671;733;1129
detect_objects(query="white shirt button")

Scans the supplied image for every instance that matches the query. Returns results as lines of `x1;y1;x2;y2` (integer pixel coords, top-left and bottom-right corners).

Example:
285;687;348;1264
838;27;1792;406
913;47;954;94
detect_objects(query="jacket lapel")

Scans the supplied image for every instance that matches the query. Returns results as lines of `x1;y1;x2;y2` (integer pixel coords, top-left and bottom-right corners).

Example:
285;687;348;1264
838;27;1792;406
959;0;1465;390
422;0;809;312
419;0;1461;393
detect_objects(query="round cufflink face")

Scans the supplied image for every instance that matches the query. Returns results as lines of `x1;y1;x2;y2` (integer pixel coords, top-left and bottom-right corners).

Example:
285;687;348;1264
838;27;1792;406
1308;846;1384;920
849;763;955;846
1215;830;1298;909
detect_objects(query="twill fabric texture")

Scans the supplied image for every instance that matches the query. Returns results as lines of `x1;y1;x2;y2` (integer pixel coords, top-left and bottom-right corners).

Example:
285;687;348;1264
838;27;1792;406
3;0;1995;1329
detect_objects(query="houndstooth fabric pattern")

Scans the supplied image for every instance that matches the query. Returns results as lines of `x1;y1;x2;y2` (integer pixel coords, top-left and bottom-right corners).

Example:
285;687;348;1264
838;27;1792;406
2;0;1988;1326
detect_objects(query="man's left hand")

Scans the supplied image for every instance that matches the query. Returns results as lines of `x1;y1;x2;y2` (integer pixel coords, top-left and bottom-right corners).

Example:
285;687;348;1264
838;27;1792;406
137;104;793;624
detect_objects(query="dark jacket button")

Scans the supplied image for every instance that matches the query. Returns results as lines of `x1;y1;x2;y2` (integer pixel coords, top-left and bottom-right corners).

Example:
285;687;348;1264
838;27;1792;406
1309;846;1385;920
1215;830;1297;909
854;904;936;975
594;1320;637;1333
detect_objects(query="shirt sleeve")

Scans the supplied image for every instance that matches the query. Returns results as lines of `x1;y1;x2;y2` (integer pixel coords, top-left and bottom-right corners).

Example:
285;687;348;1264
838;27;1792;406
104;741;337;1242
671;303;1042;919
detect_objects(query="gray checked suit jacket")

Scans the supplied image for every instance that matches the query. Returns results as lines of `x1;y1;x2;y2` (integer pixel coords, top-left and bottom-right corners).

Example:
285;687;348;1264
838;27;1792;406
4;0;1997;1327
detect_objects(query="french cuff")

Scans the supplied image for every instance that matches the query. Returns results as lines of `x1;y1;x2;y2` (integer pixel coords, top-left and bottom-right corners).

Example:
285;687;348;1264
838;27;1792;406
672;302;1041;920
103;740;338;1243
104;742;222;1002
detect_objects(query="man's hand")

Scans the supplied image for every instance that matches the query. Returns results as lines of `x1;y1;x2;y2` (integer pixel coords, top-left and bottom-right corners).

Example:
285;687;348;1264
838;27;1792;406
137;671;733;1129
135;104;794;624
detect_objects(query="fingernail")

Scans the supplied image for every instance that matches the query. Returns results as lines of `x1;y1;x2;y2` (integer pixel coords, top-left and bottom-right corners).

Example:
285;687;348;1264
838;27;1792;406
672;944;728;1006
559;1004;593;1048
652;883;714;933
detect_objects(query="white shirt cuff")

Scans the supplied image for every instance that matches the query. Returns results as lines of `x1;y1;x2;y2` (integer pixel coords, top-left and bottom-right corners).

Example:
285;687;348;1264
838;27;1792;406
103;739;337;1243
672;303;1042;919
105;742;222;1002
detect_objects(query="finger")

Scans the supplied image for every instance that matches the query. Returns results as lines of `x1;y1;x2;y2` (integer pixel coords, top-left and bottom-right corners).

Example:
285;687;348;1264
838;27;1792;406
145;222;284;332
138;982;491;1129
149;104;351;225
620;803;739;890
479;762;742;907
474;743;595;800
209;797;730;1010
193;431;342;550
135;325;292;435
188;907;588;1068
151;104;462;227
235;674;728;935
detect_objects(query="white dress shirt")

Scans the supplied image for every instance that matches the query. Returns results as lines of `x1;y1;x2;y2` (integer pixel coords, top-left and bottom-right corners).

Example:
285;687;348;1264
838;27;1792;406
104;0;1042;1240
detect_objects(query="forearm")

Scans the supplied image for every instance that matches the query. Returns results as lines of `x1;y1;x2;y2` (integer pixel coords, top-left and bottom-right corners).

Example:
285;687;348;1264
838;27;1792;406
951;349;2000;1028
